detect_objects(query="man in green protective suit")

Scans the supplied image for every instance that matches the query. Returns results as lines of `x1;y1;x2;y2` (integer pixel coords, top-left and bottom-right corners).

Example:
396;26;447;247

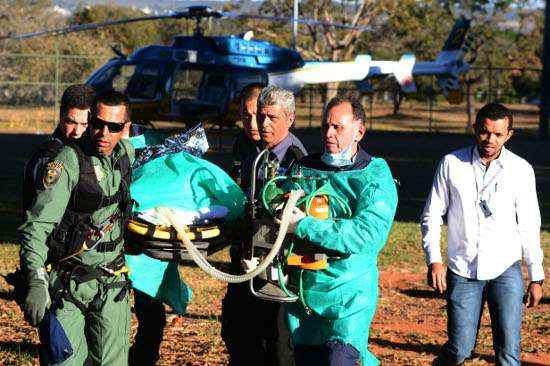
19;90;135;365
283;96;398;366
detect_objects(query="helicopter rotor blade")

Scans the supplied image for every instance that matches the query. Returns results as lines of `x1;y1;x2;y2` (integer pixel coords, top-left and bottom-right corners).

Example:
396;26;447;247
223;12;372;32
0;5;374;42
0;12;189;42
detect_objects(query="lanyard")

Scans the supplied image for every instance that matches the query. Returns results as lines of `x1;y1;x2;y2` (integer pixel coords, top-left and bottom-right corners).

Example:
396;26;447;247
470;147;502;201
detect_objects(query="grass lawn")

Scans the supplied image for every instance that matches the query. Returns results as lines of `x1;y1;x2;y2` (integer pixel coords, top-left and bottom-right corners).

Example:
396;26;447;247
0;221;548;365
0;109;548;364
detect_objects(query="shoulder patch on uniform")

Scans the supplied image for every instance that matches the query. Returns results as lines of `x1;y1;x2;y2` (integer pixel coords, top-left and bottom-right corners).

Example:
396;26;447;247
42;160;63;189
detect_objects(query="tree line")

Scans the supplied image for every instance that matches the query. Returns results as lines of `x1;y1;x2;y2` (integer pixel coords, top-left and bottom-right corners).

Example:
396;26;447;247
0;0;543;105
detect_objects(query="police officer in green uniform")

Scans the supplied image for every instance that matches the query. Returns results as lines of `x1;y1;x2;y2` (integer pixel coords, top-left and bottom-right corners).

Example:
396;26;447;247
19;90;135;365
22;84;96;216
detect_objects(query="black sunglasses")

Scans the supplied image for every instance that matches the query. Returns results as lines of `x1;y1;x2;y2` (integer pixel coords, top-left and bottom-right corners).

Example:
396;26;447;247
90;116;126;133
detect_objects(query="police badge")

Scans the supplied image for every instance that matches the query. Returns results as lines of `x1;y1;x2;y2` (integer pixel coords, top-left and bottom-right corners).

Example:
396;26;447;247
93;164;104;182
43;161;63;189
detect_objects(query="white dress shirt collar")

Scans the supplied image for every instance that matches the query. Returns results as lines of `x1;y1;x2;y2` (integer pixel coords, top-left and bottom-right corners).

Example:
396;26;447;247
472;145;507;170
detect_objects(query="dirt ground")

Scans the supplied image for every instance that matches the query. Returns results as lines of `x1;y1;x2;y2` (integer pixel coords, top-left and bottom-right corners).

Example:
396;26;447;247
0;267;548;365
0;127;548;365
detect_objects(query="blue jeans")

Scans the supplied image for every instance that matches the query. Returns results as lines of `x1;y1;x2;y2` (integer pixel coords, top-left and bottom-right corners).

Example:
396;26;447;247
436;261;524;366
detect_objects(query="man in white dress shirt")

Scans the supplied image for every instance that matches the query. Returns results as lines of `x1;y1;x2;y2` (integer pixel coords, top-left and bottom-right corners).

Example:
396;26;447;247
420;103;544;366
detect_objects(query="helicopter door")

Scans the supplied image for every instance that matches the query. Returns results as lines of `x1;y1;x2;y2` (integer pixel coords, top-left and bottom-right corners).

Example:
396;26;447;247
171;68;203;102
125;63;163;101
198;72;231;108
170;66;230;121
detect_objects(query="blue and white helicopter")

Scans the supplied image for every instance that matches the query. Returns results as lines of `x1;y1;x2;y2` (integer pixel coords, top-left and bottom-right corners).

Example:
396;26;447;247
2;6;472;125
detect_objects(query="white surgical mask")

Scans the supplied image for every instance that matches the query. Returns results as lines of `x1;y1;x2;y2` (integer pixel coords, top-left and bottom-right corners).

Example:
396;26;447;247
320;131;358;167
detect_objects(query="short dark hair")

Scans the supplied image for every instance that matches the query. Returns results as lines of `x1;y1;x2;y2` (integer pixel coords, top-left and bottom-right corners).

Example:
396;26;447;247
240;83;265;114
92;90;131;122
59;84;96;119
240;83;265;103
323;96;366;125
475;103;513;130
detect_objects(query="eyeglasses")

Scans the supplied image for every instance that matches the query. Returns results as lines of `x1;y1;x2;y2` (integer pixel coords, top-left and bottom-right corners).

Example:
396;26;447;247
90;116;126;133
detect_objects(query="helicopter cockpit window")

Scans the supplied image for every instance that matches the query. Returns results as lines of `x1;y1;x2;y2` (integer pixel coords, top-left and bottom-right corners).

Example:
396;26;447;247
112;64;136;93
126;64;161;100
172;69;202;101
87;62;120;87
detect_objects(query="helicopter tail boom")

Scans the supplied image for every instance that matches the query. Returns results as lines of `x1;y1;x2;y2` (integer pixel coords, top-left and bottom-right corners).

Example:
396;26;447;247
268;56;372;93
355;17;471;104
268;55;370;92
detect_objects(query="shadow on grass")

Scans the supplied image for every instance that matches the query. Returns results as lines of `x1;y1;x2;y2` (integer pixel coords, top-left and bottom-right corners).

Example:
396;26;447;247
0;289;16;301
369;112;428;122
372;339;547;366
470;353;549;366
0;340;38;358
370;337;440;354
182;313;221;321
0;216;20;243
179;260;230;270
399;288;445;299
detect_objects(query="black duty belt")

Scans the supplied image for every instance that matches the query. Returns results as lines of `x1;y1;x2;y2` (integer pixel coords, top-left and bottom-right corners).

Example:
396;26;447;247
58;253;126;284
56;253;131;314
94;233;124;253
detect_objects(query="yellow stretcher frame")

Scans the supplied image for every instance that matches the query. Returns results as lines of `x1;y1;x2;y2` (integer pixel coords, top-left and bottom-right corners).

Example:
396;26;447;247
127;219;221;241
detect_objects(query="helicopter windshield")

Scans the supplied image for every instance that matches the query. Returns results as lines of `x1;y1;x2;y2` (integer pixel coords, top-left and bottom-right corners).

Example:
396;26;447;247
172;66;229;105
112;64;136;93
168;65;234;119
125;63;162;100
88;61;165;101
172;69;203;101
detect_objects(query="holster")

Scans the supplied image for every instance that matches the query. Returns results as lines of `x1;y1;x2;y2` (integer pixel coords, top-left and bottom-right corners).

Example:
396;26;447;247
47;215;95;263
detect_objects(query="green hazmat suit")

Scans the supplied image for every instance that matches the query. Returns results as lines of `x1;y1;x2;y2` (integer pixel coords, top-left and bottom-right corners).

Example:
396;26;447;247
286;156;398;366
19;139;135;365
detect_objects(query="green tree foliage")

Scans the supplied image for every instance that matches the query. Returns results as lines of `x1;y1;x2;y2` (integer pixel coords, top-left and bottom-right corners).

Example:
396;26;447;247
0;0;544;107
0;0;68;103
70;5;161;54
233;0;394;100
370;0;452;60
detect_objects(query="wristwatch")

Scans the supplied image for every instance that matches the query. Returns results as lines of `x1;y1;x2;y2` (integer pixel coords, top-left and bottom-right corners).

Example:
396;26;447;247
530;280;544;286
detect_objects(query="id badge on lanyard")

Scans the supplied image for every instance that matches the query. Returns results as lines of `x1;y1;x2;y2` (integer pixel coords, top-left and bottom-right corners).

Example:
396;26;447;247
479;199;492;218
471;147;500;218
